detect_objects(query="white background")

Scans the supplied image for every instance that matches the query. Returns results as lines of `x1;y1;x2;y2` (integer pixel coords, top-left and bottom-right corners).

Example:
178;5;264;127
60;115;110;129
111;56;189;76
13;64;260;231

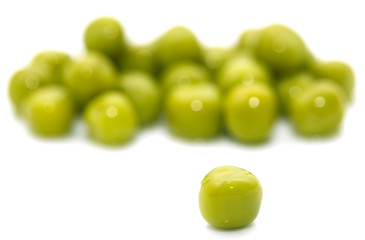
0;0;364;239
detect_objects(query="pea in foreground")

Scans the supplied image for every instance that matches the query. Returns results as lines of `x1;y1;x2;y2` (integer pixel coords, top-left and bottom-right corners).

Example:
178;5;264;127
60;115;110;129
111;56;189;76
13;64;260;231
8;17;355;145
199;166;262;229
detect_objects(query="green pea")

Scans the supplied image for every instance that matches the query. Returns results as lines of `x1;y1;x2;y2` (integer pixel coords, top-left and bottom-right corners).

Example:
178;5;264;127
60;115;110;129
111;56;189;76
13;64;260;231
164;83;221;139
153;26;202;68
289;80;346;136
119;45;156;74
63;52;117;108
84;17;124;61
203;47;233;73
161;62;211;92
32;51;71;83
118;71;161;125
83;91;138;145
224;84;278;143
312;61;355;101
256;24;308;73
199;166;262;229
9;65;54;113
236;29;262;53
22;85;75;136
217;55;271;92
277;72;314;113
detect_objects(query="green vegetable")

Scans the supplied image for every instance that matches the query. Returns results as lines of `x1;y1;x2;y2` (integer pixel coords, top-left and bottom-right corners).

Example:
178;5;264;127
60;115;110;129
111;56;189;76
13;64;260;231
84;17;124;61
153;26;202;68
312;61;354;101
83;91;138;145
118;71;161;125
199;166;262;229
236;29;262;53
161;62;211;92
203;47;233;73
164;83;221;139
218;54;271;92
256;24;308;73
289;80;346;136
22;85;75;136
63;52;117;108
9;65;54;113
32;51;71;83
119;45;156;74
277;72;314;113
224;84;278;143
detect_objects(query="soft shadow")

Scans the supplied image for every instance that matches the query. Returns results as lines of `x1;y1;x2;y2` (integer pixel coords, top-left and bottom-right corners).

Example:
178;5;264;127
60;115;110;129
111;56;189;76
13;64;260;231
207;222;256;233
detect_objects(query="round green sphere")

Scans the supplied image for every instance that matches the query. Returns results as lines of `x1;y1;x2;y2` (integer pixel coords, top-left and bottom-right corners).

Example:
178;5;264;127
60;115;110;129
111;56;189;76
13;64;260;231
153;26;202;68
118;71;161;125
83;91;138;145
84;17;124;61
224;84;278;143
218;55;271;92
165;83;221;139
256;24;308;72
22;85;75;136
199;166;263;229
289;80;346;136
63;52;117;108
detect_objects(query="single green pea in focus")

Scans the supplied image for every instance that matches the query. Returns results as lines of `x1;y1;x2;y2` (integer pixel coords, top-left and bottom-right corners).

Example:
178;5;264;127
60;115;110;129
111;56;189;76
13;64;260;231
203;47;233;74
9;65;54;113
256;24;309;73
217;54;271;92
312;61;355;101
83;91;138;145
161;61;211;92
277;72;314;114
84;17;125;62
22;85;75;137
32;51;71;83
153;26;202;69
119;45;156;74
224;84;278;143
199;166;263;229
118;71;161;125
289;79;346;136
63;52;117;108
164;83;221;139
236;29;262;53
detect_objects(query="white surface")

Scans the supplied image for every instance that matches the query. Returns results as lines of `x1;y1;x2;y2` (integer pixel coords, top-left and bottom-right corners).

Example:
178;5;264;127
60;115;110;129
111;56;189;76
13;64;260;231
0;0;364;239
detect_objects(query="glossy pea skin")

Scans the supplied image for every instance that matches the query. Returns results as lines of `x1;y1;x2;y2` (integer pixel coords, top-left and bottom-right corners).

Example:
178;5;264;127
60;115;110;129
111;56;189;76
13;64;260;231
289;80;346;136
153;26;202;68
32;51;71;83
165;83;221;139
199;166;262;229
22;85;75;136
9;65;54;113
63;52;117;108
84;17;124;61
236;29;262;53
118;71;161;125
203;47;233;73
224;84;278;143
119;45;156;74
312;61;354;101
257;24;308;73
277;72;314;113
217;55;271;92
83;91;138;145
161;62;211;92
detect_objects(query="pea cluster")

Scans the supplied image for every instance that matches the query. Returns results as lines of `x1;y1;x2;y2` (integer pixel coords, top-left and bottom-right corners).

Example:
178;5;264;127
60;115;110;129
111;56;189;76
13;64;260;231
8;17;354;144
